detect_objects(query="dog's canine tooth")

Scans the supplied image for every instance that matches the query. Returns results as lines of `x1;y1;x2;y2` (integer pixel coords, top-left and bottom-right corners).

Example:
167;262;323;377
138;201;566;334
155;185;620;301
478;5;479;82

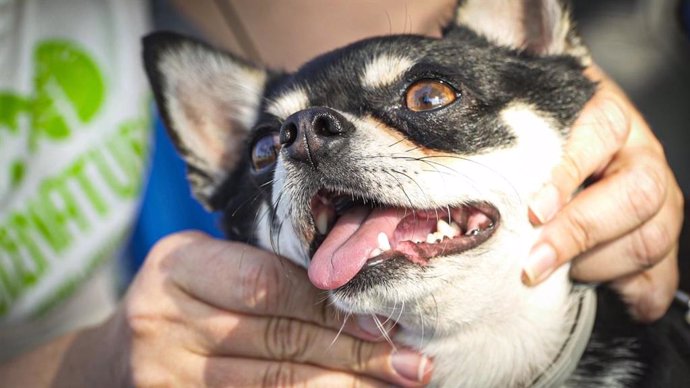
437;219;459;238
377;232;391;251
450;222;462;234
369;248;384;259
315;211;329;235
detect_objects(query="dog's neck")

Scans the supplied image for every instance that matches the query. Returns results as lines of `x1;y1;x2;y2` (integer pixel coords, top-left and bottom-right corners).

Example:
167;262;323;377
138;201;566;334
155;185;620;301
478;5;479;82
530;285;596;387
396;267;596;387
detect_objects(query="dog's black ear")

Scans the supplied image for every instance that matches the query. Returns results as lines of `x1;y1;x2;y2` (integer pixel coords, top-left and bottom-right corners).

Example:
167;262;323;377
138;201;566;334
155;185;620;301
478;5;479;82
452;0;587;60
142;32;268;210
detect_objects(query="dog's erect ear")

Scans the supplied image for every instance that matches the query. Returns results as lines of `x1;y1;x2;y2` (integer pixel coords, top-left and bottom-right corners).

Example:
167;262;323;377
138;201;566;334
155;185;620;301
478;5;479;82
143;32;268;210
453;0;587;59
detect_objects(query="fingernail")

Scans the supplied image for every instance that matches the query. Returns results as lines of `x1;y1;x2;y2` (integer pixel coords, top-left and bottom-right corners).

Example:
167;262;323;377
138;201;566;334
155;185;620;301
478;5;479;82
522;243;557;286
529;184;561;224
356;315;392;338
392;349;433;383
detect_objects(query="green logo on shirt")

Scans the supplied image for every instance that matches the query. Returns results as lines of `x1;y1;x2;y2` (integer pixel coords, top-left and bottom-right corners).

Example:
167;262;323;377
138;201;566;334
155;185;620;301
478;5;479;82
0;38;150;319
0;40;106;186
32;40;106;142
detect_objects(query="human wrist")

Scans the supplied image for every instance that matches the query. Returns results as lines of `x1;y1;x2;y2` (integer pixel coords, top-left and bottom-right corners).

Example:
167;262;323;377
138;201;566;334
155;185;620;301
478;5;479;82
0;313;125;388
51;311;130;388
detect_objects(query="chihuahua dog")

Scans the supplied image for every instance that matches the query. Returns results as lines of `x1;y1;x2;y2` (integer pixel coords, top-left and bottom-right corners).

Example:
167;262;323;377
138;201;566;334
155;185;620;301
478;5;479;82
143;0;690;386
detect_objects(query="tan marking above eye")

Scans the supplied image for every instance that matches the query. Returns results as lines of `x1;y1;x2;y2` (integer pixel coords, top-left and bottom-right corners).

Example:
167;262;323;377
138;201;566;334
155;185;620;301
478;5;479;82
405;80;458;112
251;133;281;172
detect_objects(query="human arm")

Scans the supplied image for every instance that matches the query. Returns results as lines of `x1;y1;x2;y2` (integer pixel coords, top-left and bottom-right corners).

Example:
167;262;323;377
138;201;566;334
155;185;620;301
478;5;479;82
0;232;431;387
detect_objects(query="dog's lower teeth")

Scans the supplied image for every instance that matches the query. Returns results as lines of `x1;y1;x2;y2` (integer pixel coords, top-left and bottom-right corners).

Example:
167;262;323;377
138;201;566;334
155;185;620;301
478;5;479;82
437;219;460;238
466;228;480;236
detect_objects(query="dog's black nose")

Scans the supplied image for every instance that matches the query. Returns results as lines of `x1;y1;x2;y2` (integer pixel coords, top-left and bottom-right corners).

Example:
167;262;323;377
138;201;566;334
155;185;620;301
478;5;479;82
279;107;354;168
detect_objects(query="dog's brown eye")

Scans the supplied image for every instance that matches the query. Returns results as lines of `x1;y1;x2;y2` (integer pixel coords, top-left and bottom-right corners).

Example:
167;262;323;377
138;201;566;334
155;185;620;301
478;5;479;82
405;80;458;112
251;133;280;172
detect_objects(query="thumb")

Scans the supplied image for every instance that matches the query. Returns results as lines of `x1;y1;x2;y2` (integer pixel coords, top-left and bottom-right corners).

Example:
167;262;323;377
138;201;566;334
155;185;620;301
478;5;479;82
529;78;630;225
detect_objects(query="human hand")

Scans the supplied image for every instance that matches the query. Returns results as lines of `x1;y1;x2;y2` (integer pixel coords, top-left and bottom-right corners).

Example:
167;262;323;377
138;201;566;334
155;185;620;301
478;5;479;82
522;66;685;322
106;231;432;387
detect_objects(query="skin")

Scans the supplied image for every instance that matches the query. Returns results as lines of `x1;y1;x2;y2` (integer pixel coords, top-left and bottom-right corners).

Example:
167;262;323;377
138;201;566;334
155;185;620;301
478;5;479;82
0;232;431;387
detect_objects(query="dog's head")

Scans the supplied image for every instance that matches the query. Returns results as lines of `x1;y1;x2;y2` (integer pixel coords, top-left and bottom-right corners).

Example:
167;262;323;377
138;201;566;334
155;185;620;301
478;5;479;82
144;0;594;337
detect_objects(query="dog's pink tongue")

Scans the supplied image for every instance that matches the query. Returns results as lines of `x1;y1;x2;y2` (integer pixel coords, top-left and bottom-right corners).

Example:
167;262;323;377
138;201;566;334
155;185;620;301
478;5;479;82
309;207;401;290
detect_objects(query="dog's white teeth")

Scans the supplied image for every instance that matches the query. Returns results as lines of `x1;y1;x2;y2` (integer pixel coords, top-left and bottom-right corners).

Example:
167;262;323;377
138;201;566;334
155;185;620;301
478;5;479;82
419;219;482;244
437;219;460;239
369;248;384;259
426;231;444;244
466;228;480;236
377;232;391;251
450;222;462;234
315;211;329;235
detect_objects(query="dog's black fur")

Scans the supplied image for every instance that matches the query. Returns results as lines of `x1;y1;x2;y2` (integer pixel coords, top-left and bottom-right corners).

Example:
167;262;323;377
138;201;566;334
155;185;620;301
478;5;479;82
573;288;690;387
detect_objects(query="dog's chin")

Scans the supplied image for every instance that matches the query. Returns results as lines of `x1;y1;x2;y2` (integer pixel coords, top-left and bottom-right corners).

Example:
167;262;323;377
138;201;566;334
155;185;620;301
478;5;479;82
304;189;500;310
329;255;425;313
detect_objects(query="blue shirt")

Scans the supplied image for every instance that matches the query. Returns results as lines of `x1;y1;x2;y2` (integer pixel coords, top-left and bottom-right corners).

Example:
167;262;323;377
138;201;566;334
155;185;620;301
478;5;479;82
127;114;222;273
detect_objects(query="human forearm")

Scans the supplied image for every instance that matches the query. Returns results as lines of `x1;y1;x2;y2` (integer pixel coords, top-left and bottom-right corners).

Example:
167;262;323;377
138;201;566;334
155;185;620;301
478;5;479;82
2;233;430;387
0;319;123;388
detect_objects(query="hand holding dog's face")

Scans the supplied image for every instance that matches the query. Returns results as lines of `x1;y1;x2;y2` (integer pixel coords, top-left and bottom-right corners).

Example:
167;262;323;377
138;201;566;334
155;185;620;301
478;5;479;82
142;0;690;386
144;1;598;386
528;66;684;321
96;232;428;387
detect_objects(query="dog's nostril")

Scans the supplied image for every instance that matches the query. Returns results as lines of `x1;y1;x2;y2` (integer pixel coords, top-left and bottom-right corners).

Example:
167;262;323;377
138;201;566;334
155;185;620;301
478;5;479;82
313;115;340;136
280;122;298;146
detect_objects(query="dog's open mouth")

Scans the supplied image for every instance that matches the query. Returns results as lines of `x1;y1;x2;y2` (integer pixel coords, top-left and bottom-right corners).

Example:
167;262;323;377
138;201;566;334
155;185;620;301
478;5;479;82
308;189;500;290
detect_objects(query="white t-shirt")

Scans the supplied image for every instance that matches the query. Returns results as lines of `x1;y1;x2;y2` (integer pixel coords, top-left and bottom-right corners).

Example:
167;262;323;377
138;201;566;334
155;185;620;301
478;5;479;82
0;0;150;359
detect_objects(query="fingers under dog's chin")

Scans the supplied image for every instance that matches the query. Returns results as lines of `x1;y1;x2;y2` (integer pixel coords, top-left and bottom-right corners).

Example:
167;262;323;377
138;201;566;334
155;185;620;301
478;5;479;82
628;290;674;324
569;209;677;284
609;252;679;323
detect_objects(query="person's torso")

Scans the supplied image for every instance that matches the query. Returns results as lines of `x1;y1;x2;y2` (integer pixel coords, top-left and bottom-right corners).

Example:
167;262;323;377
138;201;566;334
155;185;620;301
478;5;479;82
0;0;150;358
